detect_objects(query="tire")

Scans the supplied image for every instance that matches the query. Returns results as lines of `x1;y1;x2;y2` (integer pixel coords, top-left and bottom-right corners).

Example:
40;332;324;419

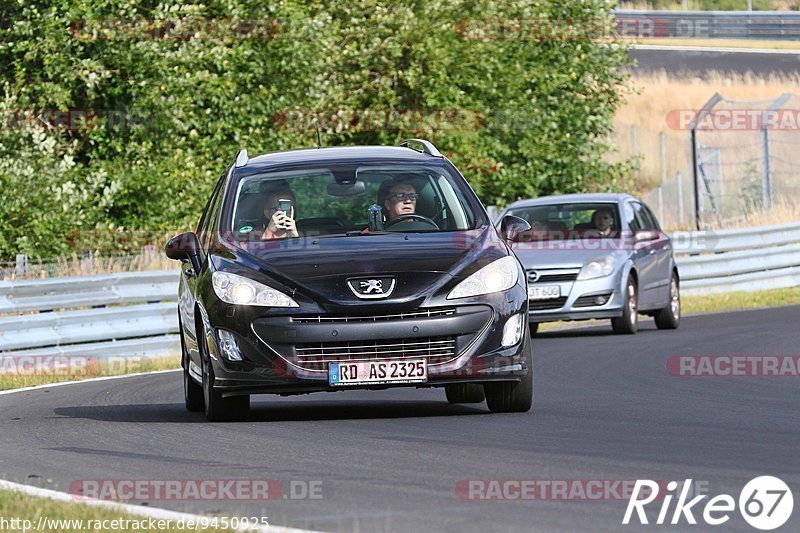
181;320;204;412
529;323;539;337
654;273;680;330
611;276;639;335
445;383;486;404
200;332;250;422
484;335;533;413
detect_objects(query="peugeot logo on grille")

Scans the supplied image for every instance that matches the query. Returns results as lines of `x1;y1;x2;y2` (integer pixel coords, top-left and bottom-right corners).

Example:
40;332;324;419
528;271;540;282
347;277;396;299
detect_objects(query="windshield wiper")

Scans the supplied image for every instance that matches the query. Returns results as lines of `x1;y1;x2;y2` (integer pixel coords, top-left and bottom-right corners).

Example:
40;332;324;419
344;230;388;236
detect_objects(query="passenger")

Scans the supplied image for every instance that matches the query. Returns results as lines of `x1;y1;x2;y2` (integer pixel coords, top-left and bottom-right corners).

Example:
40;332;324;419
261;182;298;240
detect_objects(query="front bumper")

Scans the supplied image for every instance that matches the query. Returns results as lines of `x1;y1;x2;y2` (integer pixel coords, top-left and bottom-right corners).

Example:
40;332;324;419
527;268;625;323
203;287;530;397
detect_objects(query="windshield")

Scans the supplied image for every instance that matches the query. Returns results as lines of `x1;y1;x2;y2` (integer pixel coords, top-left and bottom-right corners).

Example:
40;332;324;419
506;203;621;240
227;164;479;241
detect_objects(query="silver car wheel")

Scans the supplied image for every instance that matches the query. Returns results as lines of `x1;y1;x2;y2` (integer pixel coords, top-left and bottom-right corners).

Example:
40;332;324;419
670;278;680;319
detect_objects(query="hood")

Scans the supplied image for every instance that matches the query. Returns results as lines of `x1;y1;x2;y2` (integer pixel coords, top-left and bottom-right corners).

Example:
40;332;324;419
512;243;629;270
215;227;508;309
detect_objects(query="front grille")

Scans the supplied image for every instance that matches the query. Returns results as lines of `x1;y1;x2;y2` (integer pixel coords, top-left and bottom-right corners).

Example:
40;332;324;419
536;273;578;283
291;336;456;371
528;297;568;311
574;292;612;308
293;308;455;323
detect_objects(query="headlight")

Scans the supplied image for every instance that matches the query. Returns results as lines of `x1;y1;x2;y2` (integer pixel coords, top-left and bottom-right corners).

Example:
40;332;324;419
577;255;616;281
212;272;299;307
447;256;520;299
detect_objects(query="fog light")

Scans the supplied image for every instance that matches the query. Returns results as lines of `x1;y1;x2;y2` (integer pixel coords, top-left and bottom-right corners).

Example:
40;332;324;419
218;329;243;361
502;313;524;347
595;295;609;305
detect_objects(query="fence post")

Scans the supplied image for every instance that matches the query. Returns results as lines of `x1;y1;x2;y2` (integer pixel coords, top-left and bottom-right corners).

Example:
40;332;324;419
691;128;701;230
15;254;28;278
761;126;772;213
657;186;664;226
81;250;94;276
660;131;667;185
631;125;639;180
677;171;685;227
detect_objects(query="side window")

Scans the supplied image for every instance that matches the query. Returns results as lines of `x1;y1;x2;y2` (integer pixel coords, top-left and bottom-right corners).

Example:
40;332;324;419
633;202;657;230
624;202;640;231
640;203;661;230
197;171;228;254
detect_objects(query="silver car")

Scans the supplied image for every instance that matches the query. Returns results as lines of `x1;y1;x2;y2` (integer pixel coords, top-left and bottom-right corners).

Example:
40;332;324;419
497;193;680;334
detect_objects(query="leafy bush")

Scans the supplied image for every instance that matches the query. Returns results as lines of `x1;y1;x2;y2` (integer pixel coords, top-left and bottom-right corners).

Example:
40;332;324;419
0;0;632;258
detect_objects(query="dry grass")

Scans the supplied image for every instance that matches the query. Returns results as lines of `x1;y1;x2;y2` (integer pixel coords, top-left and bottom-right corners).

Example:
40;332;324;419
612;71;800;228
638;38;800;49
0;489;233;532
2;247;177;281
0;355;180;391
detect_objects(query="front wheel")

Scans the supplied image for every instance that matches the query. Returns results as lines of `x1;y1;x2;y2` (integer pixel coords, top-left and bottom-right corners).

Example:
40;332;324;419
484;336;533;413
654;273;680;330
445;384;486;404
201;338;250;422
611;276;638;334
180;320;203;412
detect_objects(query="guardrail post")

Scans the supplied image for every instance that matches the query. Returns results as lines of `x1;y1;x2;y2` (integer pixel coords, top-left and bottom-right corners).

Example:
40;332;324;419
761;126;772;213
15;254;28;278
81;250;94;276
691;128;701;230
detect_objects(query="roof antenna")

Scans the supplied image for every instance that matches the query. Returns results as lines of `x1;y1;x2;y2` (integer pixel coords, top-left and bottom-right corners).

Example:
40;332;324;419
314;119;323;149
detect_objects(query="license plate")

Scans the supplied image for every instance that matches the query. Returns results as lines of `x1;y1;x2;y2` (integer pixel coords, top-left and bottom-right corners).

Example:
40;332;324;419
328;359;428;386
528;285;561;300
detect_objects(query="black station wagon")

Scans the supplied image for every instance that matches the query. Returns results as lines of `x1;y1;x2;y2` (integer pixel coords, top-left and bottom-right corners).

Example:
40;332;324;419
166;140;533;421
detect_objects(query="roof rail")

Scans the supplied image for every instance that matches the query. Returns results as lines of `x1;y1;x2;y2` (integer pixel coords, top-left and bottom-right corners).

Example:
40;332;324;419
235;148;249;168
399;139;442;158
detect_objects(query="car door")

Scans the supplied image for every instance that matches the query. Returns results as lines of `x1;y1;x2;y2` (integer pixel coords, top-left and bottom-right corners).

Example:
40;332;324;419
638;202;673;307
624;200;657;309
630;201;668;308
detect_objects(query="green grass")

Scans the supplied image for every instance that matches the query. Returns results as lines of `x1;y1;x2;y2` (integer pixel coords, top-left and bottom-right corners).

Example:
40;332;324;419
681;286;800;315
0;490;234;532
0;355;180;391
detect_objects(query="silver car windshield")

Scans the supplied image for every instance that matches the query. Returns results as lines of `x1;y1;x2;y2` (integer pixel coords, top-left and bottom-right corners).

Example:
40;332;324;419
507;203;621;240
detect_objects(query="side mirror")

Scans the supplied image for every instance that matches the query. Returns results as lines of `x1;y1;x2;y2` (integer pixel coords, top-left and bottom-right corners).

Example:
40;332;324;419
634;229;659;243
165;232;202;274
500;215;531;244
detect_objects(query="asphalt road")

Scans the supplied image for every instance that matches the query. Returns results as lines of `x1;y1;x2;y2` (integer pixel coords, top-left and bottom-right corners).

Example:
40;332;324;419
631;47;800;76
1;306;799;532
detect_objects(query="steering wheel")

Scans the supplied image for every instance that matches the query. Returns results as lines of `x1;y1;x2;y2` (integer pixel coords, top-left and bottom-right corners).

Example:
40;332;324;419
384;214;440;230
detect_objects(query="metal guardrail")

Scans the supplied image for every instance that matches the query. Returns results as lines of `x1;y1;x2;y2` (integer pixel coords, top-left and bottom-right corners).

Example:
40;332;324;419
0;270;181;359
616;10;800;40
671;222;800;296
1;222;798;357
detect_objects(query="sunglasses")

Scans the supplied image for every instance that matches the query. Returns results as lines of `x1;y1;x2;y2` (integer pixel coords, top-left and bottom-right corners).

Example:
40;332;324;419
389;192;419;202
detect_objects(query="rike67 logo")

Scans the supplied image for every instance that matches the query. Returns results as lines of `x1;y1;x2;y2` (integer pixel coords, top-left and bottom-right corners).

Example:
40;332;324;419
623;476;794;530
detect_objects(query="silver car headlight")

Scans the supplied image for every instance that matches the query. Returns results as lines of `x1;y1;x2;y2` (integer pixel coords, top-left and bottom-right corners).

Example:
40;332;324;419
212;272;299;307
447;256;520;299
577;255;616;281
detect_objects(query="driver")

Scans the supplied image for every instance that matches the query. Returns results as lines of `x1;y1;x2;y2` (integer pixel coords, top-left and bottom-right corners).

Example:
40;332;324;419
382;180;418;222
